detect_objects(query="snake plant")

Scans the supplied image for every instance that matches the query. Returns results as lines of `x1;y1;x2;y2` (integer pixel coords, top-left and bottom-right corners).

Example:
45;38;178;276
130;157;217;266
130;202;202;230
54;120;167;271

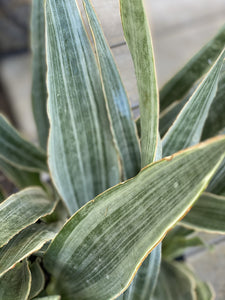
0;0;225;299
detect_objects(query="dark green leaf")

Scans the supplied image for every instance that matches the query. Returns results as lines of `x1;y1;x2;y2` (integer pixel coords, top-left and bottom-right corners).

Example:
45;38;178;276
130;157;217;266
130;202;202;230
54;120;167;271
0;157;42;188
0;114;47;172
31;0;49;149
0;260;31;300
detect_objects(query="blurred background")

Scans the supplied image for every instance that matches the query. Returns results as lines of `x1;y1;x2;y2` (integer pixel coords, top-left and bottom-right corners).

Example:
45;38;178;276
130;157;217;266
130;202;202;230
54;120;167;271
0;1;225;298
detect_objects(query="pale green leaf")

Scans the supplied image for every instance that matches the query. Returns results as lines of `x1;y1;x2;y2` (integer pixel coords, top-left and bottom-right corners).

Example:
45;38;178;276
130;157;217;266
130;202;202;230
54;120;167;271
163;49;225;156
0;157;42;188
31;0;49;150
29;259;45;299
0;187;56;248
0;223;56;277
153;261;196;300
120;0;159;167
0;114;47;172
195;281;214;300
181;192;225;233
43;137;225;300
122;137;162;299
160;24;225;111
0;260;31;300
123;245;161;300
45;0;120;215
83;0;140;179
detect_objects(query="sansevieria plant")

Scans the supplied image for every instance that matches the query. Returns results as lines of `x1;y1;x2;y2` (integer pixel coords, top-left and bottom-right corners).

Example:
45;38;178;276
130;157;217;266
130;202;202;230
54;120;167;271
1;0;225;299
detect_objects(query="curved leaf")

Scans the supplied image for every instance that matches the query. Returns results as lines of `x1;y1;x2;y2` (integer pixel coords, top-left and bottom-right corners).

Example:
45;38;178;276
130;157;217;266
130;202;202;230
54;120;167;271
83;0;140;180
0;157;42;188
31;0;49;149
0;187;56;248
0;114;47;172
0;224;56;277
0;260;31;300
160;24;225;111
163;49;225;156
181;192;225;233
44;137;225;300
45;0;120;215
29;259;45;299
120;0;159;166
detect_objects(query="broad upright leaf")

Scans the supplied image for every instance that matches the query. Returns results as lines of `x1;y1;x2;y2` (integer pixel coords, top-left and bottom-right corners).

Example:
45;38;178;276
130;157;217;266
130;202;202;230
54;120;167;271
0;157;42;188
160;24;225;111
152;261;196;300
45;0;120;215
0;223;56;277
31;0;49;150
122;139;162;299
181;192;225;233
0;260;31;300
0;187;56;247
0;114;47;172
29;259;45;299
83;0;140;180
163;49;225;156
44;137;225;300
120;0;159;166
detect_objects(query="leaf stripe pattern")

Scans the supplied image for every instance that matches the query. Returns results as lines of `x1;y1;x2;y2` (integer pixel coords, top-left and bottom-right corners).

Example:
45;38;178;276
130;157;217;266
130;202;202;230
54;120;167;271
163;49;225;156
0;187;56;248
120;0;159;167
46;0;120;215
44;137;225;300
83;0;141;180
